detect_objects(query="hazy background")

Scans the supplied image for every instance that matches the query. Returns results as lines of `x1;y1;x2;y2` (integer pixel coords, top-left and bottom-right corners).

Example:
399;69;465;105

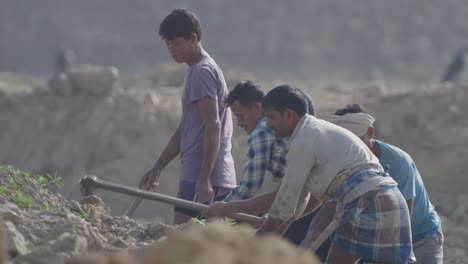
1;0;468;82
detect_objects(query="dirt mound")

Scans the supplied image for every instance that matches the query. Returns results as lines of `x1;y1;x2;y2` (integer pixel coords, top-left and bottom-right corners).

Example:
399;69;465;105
68;223;318;264
139;222;318;264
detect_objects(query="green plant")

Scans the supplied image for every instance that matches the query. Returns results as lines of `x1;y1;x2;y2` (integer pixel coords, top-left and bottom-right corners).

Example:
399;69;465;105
46;172;63;189
6;176;17;188
223;218;237;225
80;209;92;221
191;217;206;225
12;190;35;209
190;217;237;225
9;167;22;177
0;186;8;195
0;164;68;214
41;203;70;216
36;175;47;186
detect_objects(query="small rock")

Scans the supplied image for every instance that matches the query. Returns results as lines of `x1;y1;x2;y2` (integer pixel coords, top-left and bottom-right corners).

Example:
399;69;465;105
66;65;119;96
48;72;74;96
79;195;103;206
2;203;21;215
124;229;145;241
69;200;82;212
4;221;30;258
12;233;87;264
146;223;174;240
0;210;24;226
66;213;81;221
0;219;8;263
110;237;129;248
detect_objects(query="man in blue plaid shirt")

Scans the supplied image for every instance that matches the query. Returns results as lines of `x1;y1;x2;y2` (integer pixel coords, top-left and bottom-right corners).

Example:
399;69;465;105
222;81;288;202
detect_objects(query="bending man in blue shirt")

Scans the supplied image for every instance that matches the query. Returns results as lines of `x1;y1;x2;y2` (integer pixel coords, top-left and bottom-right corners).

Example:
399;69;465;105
331;104;443;264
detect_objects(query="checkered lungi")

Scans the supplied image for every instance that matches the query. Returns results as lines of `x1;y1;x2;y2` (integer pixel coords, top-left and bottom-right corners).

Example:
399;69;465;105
332;171;416;263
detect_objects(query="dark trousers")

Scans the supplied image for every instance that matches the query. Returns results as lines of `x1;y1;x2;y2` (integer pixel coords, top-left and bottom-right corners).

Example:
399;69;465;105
283;211;332;262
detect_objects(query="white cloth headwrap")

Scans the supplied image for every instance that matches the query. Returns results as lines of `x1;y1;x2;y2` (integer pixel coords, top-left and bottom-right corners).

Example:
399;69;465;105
330;112;375;137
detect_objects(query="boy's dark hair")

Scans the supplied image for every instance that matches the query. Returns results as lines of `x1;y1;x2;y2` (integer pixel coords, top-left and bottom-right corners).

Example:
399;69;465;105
262;85;311;117
334;104;368;116
226;81;265;107
159;9;202;41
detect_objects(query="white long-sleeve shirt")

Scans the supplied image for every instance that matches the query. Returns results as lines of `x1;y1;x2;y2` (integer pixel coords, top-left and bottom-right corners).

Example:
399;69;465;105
269;115;382;221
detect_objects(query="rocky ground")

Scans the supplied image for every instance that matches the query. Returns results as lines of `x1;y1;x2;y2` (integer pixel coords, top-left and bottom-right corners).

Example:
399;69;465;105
0;163;177;263
0;165;319;264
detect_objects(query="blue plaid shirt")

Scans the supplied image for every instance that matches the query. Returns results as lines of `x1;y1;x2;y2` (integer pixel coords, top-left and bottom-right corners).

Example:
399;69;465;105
224;117;287;202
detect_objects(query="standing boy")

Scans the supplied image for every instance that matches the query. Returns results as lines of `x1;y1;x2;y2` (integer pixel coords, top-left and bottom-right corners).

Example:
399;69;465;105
139;9;236;224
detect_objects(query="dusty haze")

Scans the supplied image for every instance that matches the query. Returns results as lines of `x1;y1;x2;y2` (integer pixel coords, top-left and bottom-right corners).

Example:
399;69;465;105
1;0;468;82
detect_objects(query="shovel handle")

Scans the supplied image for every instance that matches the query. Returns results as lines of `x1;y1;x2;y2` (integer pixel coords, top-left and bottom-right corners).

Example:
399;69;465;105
82;176;263;225
123;197;144;217
123;184;151;217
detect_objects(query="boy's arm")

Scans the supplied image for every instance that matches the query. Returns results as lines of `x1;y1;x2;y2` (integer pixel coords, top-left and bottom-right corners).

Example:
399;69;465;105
195;96;221;203
154;124;182;171
139;124;181;189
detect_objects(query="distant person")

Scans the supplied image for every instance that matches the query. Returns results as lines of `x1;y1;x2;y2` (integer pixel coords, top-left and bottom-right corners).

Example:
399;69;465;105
331;104;443;264
47;48;78;94
256;85;414;264
138;9;236;224
442;47;468;83
55;48;78;73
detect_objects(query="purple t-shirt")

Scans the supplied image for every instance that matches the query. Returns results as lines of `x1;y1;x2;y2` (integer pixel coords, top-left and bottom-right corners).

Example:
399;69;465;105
179;49;236;188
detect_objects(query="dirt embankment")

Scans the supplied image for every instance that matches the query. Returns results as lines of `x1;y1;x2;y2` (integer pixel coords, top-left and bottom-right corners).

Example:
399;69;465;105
0;165;319;264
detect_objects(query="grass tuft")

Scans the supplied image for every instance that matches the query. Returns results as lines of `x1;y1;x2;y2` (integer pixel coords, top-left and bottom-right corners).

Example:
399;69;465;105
0;163;66;213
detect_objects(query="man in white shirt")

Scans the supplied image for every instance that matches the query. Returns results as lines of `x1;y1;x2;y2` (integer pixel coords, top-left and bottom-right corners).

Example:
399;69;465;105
256;85;415;264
